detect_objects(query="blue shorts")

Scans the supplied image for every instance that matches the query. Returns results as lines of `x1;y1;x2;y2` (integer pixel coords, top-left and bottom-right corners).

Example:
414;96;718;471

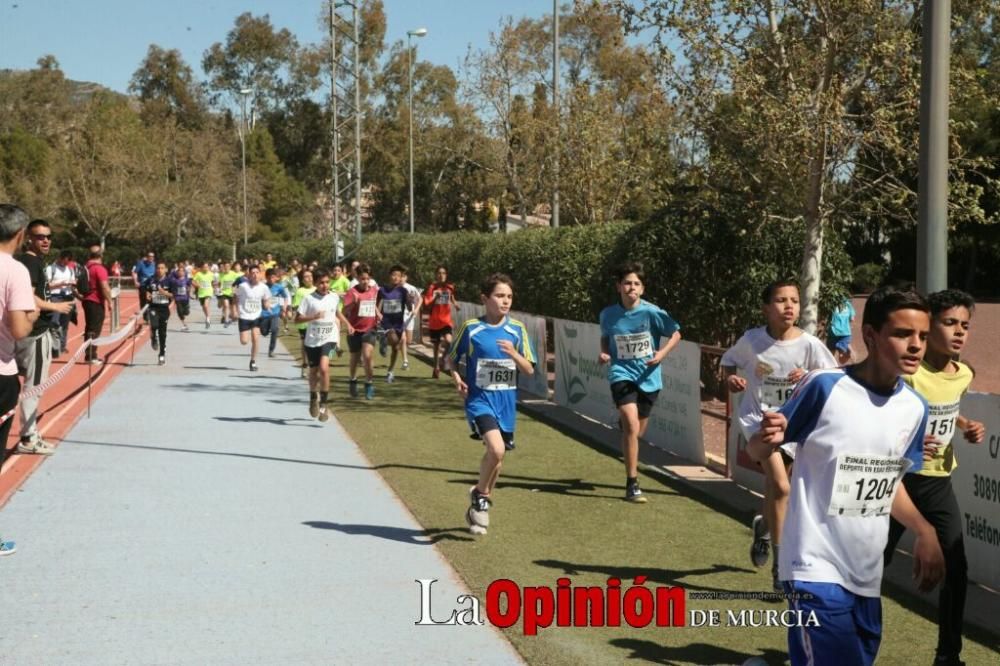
784;581;881;666
827;335;852;354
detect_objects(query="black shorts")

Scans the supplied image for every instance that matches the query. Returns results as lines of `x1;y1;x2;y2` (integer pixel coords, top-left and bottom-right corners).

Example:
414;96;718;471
347;330;378;353
238;318;261;332
298;328;307;340
429;326;453;344
610;381;660;419
217;295;232;308
175;300;191;318
305;342;336;367
472;414;514;449
198;296;211;306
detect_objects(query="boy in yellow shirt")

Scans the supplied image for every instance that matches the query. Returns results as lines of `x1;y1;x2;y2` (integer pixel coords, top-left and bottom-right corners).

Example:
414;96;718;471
884;289;985;666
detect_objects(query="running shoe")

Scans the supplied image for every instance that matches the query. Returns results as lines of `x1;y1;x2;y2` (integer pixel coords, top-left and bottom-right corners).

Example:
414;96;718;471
365;382;375;400
17;439;55;456
505;438;516;451
386;371;395;384
625;482;647;503
466;487;491;530
402;360;409;370
150;337;158;350
205;321;210;329
249;360;258;372
309;396;319;417
0;539;16;556
750;514;771;568
181;324;190;332
318;406;329;423
349;379;359;398
88;358;103;366
268;351;276;358
158;355;165;366
771;545;782;592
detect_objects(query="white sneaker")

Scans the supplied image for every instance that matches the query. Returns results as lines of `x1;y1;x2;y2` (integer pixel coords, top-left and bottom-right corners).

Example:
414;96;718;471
386;371;395;384
402;360;409;370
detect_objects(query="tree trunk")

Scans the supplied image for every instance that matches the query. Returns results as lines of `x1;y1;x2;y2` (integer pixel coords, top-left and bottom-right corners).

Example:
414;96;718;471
799;138;827;334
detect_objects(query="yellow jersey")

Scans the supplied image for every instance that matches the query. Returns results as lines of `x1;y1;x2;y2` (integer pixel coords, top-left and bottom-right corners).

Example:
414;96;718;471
904;360;973;476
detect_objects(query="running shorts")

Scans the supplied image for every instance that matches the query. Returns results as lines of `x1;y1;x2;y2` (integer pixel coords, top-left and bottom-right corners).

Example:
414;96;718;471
610;380;660;419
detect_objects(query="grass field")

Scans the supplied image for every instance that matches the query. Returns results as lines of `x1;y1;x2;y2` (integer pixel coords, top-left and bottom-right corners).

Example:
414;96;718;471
281;332;1000;666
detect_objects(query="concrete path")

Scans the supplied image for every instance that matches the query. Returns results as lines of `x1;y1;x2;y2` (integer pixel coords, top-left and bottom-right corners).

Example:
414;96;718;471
0;317;521;665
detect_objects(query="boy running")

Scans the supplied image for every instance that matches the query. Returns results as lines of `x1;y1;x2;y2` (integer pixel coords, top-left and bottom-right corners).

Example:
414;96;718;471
291;269;316;375
235;265;271;372
342;263;379;399
145;261;173;365
330;264;351;297
400;269;422;370
883;289;985;666
598;262;681;503
170;262;192;331
218;261;239;326
748;286;945;666
827;297;856;365
296;270;352;422
721;279;837;589
448;273;535;535
259;268;289;358
424;265;460;378
376;265;409;383
192;261;215;328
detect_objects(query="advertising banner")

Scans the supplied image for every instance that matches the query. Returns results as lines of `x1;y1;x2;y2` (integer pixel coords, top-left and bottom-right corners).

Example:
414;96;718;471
457;302;549;397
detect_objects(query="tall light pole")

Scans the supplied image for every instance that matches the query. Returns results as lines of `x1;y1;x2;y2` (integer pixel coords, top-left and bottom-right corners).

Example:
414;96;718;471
407;27;427;234
238;87;253;246
551;0;560;228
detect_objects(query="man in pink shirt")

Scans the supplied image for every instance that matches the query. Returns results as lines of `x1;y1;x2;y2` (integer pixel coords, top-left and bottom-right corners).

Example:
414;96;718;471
0;204;41;555
82;244;112;365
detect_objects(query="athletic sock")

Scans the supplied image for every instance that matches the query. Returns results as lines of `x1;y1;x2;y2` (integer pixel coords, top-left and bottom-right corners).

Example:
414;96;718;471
310;392;318;401
320;391;328;403
626;476;638;487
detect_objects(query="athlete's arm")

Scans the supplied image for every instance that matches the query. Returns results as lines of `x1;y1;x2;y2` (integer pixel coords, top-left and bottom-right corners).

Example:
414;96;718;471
647;329;681;367
722;366;747;392
337;309;354;334
956;415;986;443
598;336;611;364
747;411;787;463
7;309;37;339
498;339;533;376
891;484;945;592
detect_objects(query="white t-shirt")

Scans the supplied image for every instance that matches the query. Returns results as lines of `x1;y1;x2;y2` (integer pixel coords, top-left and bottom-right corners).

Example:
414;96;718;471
236;282;271;321
46;263;76;297
777;368;926;597
403;283;422;330
721;327;837;440
297;291;341;348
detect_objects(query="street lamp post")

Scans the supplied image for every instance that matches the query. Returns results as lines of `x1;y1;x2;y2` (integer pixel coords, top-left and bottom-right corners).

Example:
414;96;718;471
238;88;253;246
407;27;427;234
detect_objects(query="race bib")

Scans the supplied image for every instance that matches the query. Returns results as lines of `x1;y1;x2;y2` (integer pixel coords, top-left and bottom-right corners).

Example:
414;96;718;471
244;299;261;313
828;454;912;517
435;291;450;305
312;322;334;339
151;292;170;305
614;332;653;360
926;402;960;445
760;376;796;411
221;280;234;291
358;300;376;318
383;299;403;314
475;358;517;391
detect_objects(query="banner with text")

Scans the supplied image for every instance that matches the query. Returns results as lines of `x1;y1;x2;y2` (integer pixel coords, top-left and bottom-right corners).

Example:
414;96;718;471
553;318;704;464
457;302;549;398
951;392;1000;590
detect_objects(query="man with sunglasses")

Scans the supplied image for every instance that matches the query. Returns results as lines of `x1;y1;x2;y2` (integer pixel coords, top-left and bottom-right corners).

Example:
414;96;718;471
14;219;72;455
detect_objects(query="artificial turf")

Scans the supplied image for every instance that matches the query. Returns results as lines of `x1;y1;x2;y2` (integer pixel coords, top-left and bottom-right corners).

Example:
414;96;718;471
281;332;1000;665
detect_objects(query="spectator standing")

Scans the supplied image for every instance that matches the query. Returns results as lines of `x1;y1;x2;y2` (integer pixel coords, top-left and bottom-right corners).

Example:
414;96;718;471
14;219;72;454
82;245;112;364
0;204;40;554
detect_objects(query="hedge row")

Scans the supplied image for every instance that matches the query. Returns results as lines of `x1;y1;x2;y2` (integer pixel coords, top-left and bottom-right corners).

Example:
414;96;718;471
354;217;852;348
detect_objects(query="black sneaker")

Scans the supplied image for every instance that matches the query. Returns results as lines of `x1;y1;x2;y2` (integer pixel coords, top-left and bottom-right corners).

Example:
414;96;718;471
157;355;165;366
504;438;516;451
466;487;491;533
750;514;771;568
625;482;648;503
309;397;319;418
349;379;359;398
771;545;782;592
249;360;258;372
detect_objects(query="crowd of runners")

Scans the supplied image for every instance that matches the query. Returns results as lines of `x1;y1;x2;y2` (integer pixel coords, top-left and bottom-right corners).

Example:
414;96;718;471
0;199;990;665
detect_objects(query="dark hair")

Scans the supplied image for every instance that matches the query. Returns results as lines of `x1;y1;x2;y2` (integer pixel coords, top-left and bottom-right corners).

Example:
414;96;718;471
27;218;50;234
265;268;276;279
615;261;644;284
390;264;406;274
247;264;260;272
862;286;930;331
313;269;329;281
928;289;975;316
481;272;514;296
157;261;168;268
298;268;313;283
761;279;798;304
356;262;371;276
435;265;448;273
59;249;74;260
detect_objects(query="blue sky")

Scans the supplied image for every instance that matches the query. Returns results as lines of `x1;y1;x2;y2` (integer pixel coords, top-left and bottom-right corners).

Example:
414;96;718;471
0;0;557;93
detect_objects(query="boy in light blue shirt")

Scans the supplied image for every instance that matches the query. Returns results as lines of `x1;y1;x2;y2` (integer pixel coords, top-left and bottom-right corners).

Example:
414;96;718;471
598;262;681;503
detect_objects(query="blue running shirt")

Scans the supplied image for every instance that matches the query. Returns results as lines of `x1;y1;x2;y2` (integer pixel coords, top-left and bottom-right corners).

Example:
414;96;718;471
448;316;536;433
599;300;680;393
